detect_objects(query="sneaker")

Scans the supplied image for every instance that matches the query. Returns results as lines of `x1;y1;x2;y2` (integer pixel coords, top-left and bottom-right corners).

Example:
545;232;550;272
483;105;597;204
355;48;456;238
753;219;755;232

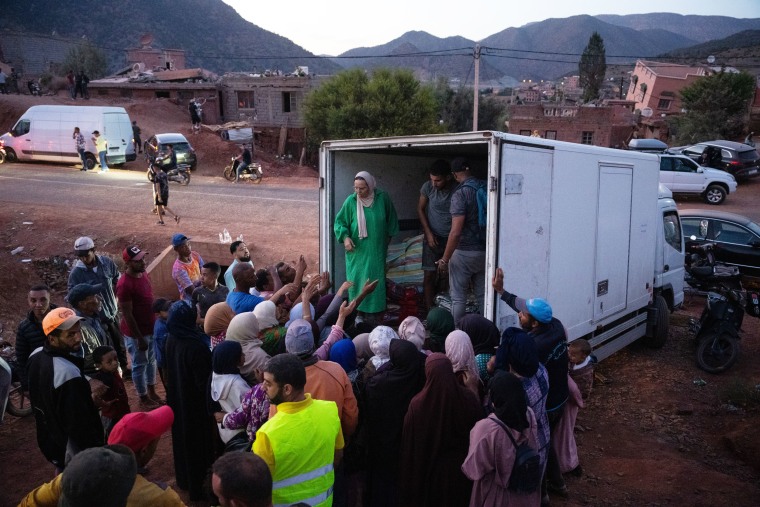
139;396;160;410
547;482;569;499
148;392;166;405
568;465;583;477
174;215;180;224
157;220;165;226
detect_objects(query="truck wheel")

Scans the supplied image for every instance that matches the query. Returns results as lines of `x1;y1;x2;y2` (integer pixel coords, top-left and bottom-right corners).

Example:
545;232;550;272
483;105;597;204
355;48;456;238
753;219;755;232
223;166;236;181
703;185;726;205
85;153;97;171
696;333;740;373
643;295;669;348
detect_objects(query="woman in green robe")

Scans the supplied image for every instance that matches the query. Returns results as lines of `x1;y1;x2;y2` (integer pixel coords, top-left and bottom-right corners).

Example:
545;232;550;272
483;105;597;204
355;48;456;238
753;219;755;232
334;171;399;318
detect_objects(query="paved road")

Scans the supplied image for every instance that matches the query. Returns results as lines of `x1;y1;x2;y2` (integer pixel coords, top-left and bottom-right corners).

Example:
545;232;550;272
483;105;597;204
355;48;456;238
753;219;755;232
0;162;318;221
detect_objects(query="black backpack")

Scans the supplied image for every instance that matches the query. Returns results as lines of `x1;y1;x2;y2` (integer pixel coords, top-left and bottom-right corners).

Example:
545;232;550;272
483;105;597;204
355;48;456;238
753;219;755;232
492;416;542;493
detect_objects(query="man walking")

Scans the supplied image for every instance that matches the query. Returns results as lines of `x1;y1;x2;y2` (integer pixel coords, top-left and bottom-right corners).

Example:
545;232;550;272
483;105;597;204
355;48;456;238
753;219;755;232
27;307;104;470
68;236;128;373
223;240;254;290
171;233;204;304
15;285;57;390
437;157;487;322
92;130;109;173
132;120;142;154
254;354;344;507
417;159;454;311
116;245;161;409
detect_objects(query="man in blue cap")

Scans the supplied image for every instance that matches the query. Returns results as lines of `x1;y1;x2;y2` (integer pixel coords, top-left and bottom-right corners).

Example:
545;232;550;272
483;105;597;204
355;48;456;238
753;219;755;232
171;233;204;304
493;267;569;502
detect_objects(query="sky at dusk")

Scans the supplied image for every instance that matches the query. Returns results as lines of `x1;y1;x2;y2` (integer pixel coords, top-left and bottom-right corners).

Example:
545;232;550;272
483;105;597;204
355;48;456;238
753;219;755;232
223;0;760;56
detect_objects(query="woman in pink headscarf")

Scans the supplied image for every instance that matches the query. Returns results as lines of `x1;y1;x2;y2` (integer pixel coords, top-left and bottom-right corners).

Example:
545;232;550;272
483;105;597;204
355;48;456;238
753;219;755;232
334;171;399;323
445;330;482;400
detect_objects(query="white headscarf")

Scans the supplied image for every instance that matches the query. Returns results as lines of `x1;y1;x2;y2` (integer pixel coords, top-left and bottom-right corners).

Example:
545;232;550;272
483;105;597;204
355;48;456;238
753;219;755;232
355;171;376;239
252;300;279;330
368;325;398;369
398;316;426;351
445;330;479;379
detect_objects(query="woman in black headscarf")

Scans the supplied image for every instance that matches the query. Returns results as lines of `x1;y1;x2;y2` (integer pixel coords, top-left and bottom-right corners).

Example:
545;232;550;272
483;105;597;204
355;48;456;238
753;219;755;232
364;339;426;507
399;353;482;507
462;371;541;506
457;314;500;384
165;301;217;501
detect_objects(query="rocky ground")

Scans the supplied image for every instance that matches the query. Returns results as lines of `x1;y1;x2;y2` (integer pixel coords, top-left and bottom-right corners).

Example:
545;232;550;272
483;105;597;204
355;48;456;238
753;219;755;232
0;92;759;507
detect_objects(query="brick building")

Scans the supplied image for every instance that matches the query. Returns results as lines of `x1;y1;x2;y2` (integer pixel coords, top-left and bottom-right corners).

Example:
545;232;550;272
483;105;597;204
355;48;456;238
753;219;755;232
508;102;638;148
626;60;707;115
0;30;78;77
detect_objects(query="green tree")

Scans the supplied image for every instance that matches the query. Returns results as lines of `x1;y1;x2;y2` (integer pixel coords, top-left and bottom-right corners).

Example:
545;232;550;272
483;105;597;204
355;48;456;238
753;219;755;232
579;32;607;103
60;40;107;79
668;71;756;144
438;86;508;133
304;68;442;150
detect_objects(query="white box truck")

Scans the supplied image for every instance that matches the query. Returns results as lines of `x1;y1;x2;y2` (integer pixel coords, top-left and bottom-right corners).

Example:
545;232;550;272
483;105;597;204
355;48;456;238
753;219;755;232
0;105;136;169
319;131;685;360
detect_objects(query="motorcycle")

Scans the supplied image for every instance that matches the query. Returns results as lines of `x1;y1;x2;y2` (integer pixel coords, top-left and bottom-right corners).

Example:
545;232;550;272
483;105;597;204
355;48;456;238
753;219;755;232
27;80;41;96
0;336;33;418
0;139;6;164
224;157;263;183
686;241;760;373
146;156;191;186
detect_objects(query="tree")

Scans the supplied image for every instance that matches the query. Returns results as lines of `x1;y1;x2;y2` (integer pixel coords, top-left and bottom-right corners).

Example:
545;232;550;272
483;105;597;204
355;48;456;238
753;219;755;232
668;71;756;145
60;40;107;79
437;85;508;133
579;32;607;103
304;68;442;151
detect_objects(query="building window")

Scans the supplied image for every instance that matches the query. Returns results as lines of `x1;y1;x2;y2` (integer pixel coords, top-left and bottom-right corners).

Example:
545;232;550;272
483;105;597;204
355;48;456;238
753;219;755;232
238;91;255;109
581;131;593;145
519;130;532;136
657;98;672;110
545;130;557;140
119;88;133;98
282;92;296;113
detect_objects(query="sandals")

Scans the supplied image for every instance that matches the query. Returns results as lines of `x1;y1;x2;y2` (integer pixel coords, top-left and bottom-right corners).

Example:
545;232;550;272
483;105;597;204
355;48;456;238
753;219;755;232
175;215;181;224
157;220;165;226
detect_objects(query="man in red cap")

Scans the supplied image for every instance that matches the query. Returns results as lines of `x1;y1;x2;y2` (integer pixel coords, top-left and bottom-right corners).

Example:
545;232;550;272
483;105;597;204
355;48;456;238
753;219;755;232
116;245;162;409
27;307;104;471
19;406;184;506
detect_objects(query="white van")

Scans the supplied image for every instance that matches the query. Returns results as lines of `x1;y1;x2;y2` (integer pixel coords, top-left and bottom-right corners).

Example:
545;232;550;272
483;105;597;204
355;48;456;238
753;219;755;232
0;105;136;169
320;132;685;360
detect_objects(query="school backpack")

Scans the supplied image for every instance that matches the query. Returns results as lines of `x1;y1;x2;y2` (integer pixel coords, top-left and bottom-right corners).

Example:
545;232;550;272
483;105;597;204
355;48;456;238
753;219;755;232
462;178;487;243
492;416;542;493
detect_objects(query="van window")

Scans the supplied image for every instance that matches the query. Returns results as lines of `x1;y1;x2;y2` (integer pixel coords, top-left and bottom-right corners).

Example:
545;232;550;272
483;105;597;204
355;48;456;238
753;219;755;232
13;119;30;136
663;211;682;251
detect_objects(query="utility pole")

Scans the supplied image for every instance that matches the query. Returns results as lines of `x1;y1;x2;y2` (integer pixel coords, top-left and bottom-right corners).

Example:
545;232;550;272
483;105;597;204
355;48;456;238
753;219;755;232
473;44;481;131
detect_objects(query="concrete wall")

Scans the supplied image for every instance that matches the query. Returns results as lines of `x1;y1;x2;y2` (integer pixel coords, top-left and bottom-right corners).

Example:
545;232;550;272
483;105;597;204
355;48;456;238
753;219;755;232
0;31;78;76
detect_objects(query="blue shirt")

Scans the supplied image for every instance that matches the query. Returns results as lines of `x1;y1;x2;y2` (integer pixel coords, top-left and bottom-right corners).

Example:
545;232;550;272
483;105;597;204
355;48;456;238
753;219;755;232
227;291;265;314
153;317;169;368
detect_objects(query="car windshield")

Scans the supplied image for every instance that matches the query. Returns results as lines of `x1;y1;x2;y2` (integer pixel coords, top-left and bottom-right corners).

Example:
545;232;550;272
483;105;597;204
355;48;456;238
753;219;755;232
171;142;192;152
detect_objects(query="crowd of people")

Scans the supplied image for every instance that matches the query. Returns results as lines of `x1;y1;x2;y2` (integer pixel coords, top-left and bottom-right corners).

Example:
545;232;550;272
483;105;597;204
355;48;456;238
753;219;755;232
9;159;600;507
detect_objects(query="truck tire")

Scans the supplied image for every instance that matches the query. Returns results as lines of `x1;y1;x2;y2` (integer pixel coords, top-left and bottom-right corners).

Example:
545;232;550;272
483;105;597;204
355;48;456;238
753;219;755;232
644;295;669;348
696;333;740;373
703;185;726;205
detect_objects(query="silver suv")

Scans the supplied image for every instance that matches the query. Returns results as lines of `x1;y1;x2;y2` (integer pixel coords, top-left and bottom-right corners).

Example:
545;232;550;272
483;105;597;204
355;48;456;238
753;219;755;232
658;154;736;205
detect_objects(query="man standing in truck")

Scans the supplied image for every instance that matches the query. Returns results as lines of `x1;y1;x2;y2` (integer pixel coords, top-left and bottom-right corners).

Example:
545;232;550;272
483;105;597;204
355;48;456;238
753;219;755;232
437;157;486;322
418;159;455;312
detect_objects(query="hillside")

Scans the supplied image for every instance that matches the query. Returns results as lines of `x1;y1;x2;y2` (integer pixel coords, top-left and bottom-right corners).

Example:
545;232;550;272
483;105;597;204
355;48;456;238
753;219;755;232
660;29;760;76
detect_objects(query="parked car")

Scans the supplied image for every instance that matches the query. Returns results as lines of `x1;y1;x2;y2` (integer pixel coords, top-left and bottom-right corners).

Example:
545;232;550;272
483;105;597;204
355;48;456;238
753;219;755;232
144;133;197;170
678;140;760;181
680;209;760;280
658;154;736;205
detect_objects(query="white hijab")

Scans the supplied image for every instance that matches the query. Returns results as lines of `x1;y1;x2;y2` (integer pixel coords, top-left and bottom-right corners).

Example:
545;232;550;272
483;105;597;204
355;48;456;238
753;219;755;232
355;171;376;239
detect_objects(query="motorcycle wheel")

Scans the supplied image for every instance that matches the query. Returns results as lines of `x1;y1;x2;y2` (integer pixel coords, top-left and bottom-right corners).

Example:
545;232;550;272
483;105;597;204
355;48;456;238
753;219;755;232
180;172;191;186
0;151;5;164
696;333;740;374
6;381;33;417
146;168;153;182
223;166;236;182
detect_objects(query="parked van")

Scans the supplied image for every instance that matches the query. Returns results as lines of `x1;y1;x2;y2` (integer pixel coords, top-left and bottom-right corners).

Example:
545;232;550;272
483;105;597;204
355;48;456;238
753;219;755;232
0;105;136;169
320;132;685;360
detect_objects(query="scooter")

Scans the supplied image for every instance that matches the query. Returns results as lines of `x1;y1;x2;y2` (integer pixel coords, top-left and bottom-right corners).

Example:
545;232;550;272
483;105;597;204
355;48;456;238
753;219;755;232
146;157;191;186
224;157;263;183
686;241;760;373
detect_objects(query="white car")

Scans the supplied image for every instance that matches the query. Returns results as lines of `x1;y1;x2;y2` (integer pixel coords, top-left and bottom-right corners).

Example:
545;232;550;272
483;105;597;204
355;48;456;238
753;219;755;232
658;154;737;205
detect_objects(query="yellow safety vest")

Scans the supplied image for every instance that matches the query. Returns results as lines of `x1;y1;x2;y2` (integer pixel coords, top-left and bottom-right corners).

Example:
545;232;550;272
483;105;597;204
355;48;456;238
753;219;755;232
258;395;342;507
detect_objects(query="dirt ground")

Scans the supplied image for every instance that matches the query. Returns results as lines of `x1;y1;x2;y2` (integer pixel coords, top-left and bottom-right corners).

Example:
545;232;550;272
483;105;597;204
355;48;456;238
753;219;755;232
1;93;759;506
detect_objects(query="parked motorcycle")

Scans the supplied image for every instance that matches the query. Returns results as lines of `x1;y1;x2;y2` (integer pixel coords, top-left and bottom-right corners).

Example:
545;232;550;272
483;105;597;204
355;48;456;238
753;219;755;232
0;139;6;164
686;241;760;373
146;157;191;186
27;80;41;96
0;336;33;418
224;157;263;183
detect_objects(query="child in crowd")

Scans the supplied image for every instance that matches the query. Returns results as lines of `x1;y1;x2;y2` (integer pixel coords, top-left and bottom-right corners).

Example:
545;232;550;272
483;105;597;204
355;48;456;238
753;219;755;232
152;298;172;384
90;345;130;438
568;338;595;400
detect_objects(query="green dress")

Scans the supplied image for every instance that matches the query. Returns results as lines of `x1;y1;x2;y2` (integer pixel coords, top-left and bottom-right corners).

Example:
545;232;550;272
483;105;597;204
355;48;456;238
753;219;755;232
334;189;399;313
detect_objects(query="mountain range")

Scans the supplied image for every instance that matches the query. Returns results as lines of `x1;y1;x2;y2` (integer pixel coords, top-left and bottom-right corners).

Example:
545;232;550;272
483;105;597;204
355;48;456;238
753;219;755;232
2;2;759;83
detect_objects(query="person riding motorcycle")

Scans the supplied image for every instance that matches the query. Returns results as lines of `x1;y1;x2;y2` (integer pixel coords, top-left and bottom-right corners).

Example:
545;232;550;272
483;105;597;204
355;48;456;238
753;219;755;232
234;144;252;183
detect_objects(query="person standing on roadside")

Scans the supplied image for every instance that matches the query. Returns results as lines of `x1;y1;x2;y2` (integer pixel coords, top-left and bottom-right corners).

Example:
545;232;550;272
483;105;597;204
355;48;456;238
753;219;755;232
0;68;7;94
92;130;109;173
223;240;253;291
27;307;104;471
417;159;454;311
132;121;142;154
72;127;88;170
116;245;162;409
66;70;75;99
68;236;128;374
15;285;57;391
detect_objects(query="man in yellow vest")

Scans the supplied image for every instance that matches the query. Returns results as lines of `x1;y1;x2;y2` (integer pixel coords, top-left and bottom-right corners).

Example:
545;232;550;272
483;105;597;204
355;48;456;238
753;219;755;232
253;353;344;507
